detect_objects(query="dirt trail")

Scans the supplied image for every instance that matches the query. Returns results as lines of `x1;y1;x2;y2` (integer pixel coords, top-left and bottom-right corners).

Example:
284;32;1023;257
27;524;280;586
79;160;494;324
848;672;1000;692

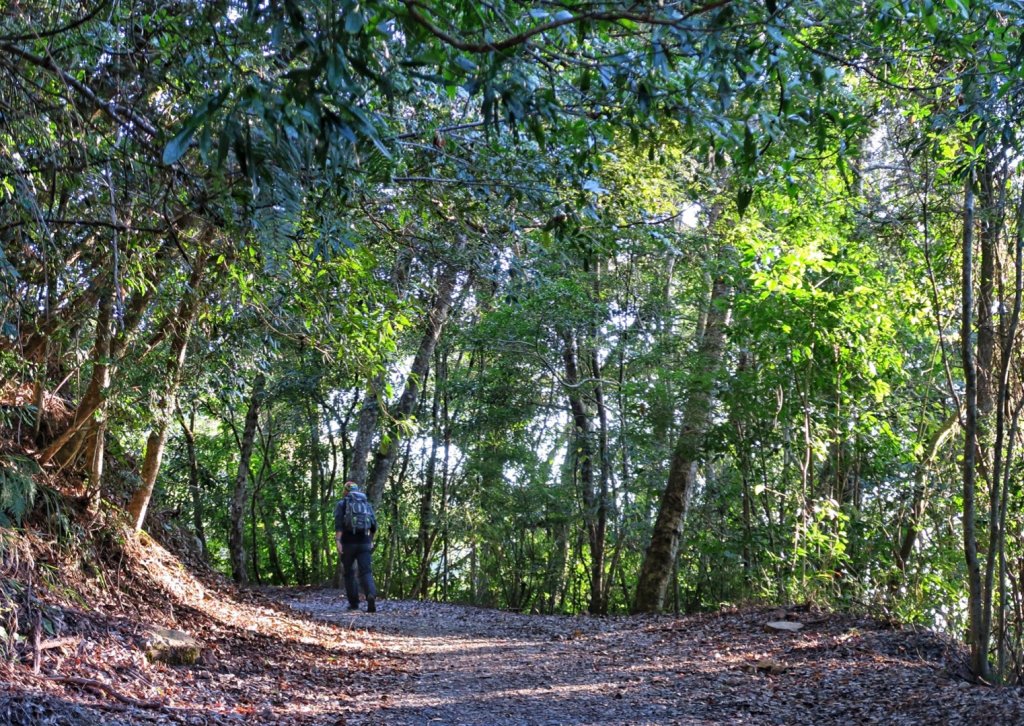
281;591;1024;726
285;592;658;725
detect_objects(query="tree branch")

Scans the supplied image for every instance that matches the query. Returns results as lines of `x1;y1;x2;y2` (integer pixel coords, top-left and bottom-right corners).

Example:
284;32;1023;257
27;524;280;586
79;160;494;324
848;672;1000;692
0;1;111;43
401;0;733;54
0;42;159;139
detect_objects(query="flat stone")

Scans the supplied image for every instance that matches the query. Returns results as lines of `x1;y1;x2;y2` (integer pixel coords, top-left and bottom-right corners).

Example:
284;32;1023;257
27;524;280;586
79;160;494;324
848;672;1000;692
145;626;201;665
764;620;804;633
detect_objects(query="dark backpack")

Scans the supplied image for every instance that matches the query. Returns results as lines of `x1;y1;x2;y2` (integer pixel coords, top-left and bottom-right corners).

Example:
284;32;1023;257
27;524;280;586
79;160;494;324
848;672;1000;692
341;491;376;534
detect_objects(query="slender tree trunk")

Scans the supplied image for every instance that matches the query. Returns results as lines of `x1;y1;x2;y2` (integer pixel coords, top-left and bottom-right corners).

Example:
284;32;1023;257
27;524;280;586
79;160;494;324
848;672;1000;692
250;488;262;585
589;260;612;614
83;419;105;519
561;329;606;615
976;160;1001;416
366;263;462;506
990;185;1024;680
349;250;413;486
547;520;570;614
128;251;206;530
382;437;414;597
307;401;323;580
439;377;453;602
249;430;275;586
895;412;960;573
229;373;266;585
634;261;732;613
39;255;168;467
178;407;208;560
991;192;1024;679
413;349;444;599
590;349;611;613
278;499;306;584
317;398;338;583
961;173;989;680
79;282;117;519
40;284;114;467
258;492;286;584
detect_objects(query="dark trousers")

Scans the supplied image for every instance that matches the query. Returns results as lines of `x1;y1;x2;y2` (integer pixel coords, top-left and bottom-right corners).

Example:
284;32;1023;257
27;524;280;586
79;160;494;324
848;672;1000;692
341;542;377;605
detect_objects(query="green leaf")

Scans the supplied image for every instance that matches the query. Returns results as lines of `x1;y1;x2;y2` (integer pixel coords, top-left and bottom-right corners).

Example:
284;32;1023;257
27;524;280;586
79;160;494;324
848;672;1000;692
743;124;756;164
736;185;753;217
163;125;197;165
345;10;364;33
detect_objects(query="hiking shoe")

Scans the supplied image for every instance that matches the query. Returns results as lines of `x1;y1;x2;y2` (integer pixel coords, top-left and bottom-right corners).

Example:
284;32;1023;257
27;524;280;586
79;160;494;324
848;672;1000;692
367;598;376;613
347;603;360;611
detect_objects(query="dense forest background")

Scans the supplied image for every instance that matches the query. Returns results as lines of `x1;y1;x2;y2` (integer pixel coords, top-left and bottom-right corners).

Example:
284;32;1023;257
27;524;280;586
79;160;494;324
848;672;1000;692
3;0;1024;684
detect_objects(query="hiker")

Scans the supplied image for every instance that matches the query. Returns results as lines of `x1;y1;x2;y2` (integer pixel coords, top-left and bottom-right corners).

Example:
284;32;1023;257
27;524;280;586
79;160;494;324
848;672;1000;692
334;481;378;612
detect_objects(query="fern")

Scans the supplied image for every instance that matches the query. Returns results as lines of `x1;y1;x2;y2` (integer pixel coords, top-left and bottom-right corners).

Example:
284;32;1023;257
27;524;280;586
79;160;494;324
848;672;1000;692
0;404;38;430
0;455;39;527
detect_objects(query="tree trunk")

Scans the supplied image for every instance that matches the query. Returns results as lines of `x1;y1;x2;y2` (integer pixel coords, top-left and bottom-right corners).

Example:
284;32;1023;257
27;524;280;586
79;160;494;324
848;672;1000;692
250;487;262;585
229;373;266;585
975;160;1001;416
412;348;444;599
39;283;114;467
307;401;323;580
895;411;960;573
258;492;286;584
634;263;732;613
348;249;413;487
38;256;166;466
178;407;208;560
79;283;116;518
249;431;274;586
83;419;106;519
381;437;414;596
348;377;383;488
590;346;611;612
561;329;607;615
990;184;1024;680
960;173;989;680
128;251;206;530
366;262;462;506
439;373;453;602
278;498;306;584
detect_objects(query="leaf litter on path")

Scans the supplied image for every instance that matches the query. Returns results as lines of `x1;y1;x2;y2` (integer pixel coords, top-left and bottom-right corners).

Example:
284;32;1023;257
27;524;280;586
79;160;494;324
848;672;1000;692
283;592;1024;726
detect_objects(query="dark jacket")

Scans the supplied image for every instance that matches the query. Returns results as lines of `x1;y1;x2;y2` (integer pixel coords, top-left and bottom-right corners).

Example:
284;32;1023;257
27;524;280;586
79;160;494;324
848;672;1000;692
334;496;377;546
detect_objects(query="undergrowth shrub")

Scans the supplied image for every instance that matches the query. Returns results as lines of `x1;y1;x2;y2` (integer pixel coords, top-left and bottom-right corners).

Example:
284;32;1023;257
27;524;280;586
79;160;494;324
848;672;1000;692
0;454;39;527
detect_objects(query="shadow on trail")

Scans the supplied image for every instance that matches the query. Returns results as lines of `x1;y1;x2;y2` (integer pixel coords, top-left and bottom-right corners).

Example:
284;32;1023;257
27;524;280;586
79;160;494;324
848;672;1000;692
277;589;1018;726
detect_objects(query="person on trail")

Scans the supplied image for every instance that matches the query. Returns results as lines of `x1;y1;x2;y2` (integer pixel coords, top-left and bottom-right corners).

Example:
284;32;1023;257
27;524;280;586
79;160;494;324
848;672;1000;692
334;481;378;612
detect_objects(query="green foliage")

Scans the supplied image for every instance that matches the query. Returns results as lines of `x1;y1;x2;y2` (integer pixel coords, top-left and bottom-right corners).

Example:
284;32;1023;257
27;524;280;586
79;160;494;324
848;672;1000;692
0;455;39;527
10;1;1024;679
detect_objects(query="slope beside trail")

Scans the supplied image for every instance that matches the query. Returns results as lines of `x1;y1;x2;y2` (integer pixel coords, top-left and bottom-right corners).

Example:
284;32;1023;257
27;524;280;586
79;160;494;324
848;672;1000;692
283;590;1023;725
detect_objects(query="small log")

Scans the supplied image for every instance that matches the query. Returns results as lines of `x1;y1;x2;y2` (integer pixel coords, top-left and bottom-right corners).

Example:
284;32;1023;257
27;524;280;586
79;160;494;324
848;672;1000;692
38;636;80;651
31;609;41;675
18;637;79;665
48;675;166;710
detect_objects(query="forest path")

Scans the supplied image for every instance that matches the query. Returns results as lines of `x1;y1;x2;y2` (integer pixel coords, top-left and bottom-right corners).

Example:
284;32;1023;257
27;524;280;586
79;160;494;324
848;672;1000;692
279;590;1022;726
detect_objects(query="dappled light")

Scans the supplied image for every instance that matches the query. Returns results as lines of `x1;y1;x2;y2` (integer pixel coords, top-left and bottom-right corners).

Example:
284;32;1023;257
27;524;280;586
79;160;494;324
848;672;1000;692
5;0;1024;721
